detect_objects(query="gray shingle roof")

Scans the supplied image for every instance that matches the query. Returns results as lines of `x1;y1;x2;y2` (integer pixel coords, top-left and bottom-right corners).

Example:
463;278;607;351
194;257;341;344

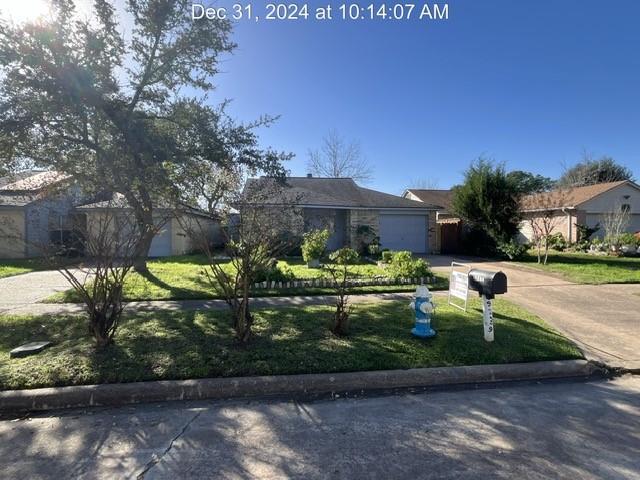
0;170;70;207
404;189;453;210
0;193;37;207
245;177;438;209
76;193;130;209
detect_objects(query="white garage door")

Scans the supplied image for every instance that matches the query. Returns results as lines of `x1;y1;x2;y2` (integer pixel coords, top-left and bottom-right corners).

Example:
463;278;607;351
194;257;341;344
148;222;172;257
379;214;428;253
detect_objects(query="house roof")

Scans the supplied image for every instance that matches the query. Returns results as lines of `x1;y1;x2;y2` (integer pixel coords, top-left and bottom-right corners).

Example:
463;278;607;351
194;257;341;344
77;193;213;218
520;180;639;211
245;177;438;210
0;170;70;207
0;170;70;192
76;193;130;210
404;189;453;210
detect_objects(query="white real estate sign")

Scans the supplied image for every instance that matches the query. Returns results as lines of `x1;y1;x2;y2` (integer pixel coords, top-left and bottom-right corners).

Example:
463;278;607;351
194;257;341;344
450;271;469;300
448;263;470;311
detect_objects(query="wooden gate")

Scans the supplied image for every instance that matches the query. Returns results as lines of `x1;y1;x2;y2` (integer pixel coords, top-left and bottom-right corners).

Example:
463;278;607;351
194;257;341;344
440;221;462;254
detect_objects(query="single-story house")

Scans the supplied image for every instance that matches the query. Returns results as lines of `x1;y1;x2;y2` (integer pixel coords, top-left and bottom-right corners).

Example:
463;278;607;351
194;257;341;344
77;194;223;258
402;188;462;253
245;176;440;254
0;170;221;259
518;180;640;243
0;170;86;258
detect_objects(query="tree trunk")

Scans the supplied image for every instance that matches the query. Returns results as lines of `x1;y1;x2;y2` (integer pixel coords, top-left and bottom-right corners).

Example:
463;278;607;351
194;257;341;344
543;242;549;265
133;225;155;273
232;297;253;343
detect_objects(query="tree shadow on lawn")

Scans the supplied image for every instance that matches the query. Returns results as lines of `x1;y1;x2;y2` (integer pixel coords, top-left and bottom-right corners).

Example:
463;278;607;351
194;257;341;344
132;269;211;300
0;301;581;390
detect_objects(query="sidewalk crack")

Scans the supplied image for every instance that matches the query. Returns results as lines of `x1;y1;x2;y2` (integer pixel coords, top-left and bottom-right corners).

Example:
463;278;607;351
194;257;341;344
136;411;202;479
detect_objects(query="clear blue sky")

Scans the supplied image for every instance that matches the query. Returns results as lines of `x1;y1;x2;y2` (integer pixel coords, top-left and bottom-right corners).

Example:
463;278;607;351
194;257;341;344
205;0;640;194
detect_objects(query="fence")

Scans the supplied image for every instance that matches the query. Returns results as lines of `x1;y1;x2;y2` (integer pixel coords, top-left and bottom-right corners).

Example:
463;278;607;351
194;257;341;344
252;276;436;290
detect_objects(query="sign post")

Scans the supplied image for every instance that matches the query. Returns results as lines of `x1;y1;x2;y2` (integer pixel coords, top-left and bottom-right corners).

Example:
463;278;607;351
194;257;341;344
448;262;470;312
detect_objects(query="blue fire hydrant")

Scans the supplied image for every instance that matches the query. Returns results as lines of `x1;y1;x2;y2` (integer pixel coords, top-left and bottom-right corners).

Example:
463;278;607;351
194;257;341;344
409;285;436;338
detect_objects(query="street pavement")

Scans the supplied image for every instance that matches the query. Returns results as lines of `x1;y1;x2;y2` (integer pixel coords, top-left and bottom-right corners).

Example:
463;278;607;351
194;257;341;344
1;375;638;479
429;256;640;371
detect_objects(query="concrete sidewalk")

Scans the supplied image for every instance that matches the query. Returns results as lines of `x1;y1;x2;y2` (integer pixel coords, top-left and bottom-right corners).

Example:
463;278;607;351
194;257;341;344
0;292;419;316
2;375;638;479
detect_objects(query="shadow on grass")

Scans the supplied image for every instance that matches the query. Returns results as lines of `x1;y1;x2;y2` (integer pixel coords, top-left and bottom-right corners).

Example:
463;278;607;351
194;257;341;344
135;269;210;300
0;300;582;390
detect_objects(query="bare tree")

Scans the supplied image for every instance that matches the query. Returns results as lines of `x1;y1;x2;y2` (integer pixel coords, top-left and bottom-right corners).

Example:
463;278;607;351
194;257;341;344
602;202;631;249
0;195;141;348
526;190;567;264
182;177;301;342
323;247;359;336
307;130;372;183
55;206;141;348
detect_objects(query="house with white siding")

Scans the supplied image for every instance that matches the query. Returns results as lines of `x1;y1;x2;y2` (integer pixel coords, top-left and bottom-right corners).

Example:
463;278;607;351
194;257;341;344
518;180;640;243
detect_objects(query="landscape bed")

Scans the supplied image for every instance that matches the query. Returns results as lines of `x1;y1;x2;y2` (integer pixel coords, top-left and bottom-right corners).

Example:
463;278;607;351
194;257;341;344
515;251;640;284
0;298;582;391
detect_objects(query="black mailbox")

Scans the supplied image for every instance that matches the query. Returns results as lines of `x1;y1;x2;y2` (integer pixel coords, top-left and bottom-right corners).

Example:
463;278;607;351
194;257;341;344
468;269;508;299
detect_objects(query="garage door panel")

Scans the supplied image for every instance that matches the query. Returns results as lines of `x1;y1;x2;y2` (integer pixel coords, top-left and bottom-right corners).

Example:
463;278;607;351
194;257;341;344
148;222;172;257
379;214;427;253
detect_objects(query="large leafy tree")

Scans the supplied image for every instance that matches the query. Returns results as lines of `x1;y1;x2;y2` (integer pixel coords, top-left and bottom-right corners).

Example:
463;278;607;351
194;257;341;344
0;0;287;271
452;158;521;245
506;170;555;195
558;155;633;188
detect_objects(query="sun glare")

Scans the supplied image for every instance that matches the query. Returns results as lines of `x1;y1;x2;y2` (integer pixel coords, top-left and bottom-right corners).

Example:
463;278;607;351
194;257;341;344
0;0;52;23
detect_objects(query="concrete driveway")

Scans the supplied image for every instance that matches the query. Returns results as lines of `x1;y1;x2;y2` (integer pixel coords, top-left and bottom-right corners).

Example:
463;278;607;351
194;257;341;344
0;269;88;315
428;255;640;370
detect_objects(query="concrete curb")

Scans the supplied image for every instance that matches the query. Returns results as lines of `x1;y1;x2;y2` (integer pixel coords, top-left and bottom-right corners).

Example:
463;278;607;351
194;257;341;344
0;360;600;414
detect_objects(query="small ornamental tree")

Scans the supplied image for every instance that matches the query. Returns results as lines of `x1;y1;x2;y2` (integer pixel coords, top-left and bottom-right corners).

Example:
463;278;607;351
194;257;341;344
183;177;299;343
602;202;631;250
0;180;140;348
301;229;330;267
324;247;359;336
57;207;141;348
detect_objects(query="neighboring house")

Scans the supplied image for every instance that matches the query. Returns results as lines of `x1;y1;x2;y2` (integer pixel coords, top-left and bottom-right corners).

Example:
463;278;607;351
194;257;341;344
246;176;440;254
0;170;84;258
402;189;462;253
77;193;223;258
518;180;640;243
0;170;220;259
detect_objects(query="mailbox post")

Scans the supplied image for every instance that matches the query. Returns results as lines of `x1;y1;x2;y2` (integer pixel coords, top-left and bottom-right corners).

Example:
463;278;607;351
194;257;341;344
482;296;495;342
467;269;508;342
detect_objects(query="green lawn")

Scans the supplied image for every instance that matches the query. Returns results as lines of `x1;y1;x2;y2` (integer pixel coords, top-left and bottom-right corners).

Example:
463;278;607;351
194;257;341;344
0;258;50;279
515;251;640;284
44;254;448;303
0;298;582;390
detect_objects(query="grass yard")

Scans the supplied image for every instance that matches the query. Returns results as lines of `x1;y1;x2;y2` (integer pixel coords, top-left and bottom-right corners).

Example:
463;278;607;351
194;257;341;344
0;298;582;390
515;251;640;284
44;254;449;303
0;258;51;279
